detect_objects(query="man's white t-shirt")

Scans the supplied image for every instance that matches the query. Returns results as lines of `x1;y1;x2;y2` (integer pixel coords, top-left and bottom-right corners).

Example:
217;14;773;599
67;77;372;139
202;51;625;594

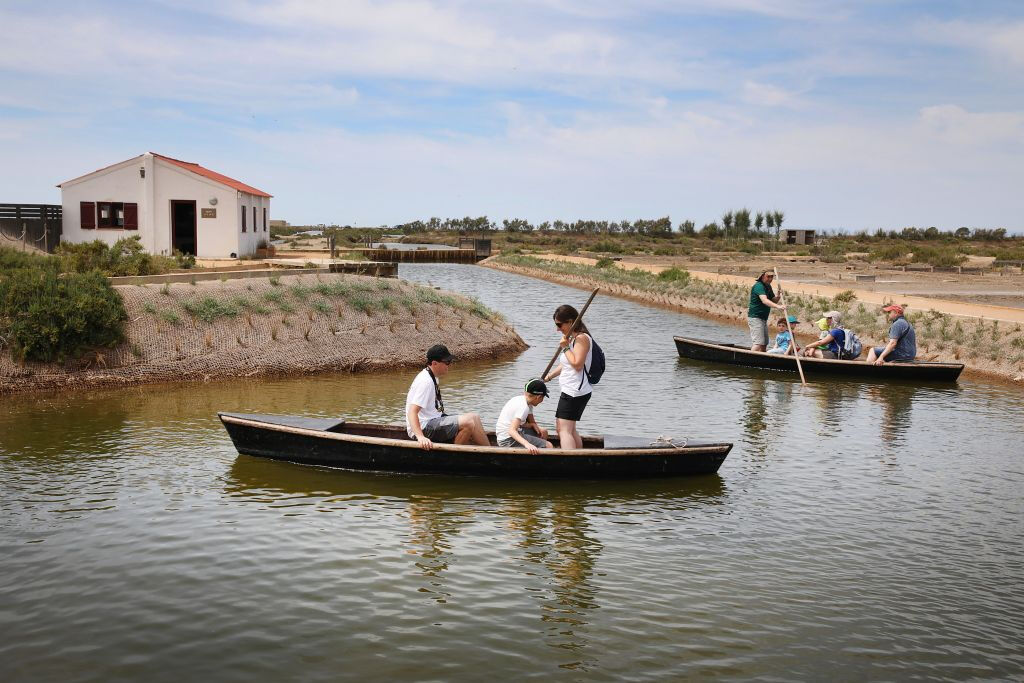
406;368;442;437
495;395;532;442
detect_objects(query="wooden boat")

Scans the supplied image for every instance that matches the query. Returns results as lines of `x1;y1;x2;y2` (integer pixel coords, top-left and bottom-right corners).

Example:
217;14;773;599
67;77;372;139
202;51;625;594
674;336;965;381
219;412;732;478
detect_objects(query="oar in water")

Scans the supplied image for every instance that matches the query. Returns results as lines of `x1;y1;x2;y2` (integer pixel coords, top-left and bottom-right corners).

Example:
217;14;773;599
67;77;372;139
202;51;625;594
773;267;807;386
542;288;599;380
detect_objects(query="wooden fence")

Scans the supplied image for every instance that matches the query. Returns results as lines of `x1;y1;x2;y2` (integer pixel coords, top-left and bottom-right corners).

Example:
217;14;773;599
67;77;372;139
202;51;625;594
0;204;63;253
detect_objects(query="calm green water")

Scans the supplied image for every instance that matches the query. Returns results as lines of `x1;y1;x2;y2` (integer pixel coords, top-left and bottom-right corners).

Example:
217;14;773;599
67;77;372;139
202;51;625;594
2;264;1023;681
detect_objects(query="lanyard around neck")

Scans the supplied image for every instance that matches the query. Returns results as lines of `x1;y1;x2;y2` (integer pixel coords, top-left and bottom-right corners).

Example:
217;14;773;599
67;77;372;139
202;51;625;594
425;367;445;414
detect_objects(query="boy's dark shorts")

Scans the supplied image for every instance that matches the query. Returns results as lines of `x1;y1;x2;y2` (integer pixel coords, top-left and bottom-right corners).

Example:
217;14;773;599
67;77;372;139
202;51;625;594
555;392;592;422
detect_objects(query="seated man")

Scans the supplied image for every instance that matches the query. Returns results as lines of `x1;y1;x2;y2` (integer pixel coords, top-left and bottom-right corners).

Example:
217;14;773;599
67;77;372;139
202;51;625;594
405;344;489;450
767;316;800;355
495;379;554;453
866;304;917;365
803;311;845;359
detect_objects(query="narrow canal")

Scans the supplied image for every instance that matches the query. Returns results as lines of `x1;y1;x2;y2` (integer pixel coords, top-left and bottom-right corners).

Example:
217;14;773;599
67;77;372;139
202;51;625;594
1;264;1022;681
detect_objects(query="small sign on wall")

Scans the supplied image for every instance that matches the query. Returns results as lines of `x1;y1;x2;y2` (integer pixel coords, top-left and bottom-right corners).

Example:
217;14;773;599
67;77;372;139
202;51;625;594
201;208;217;218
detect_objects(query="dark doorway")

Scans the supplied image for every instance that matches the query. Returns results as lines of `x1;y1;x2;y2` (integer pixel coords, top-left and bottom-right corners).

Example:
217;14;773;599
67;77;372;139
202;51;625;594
171;200;197;255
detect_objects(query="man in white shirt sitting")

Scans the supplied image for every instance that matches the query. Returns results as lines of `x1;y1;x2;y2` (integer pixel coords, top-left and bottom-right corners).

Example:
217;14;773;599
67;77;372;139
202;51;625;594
405;344;489;450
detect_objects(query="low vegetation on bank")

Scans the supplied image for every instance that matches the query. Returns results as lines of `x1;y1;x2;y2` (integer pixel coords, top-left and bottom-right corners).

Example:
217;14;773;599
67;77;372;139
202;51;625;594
1;257;522;394
490;254;1024;379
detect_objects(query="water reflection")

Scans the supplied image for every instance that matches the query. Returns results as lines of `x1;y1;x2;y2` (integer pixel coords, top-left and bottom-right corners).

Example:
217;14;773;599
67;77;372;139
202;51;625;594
223;455;727;670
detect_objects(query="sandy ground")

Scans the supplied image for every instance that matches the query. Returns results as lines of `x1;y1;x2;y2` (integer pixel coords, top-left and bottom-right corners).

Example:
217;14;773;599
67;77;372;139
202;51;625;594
0;273;527;395
553;254;1024;323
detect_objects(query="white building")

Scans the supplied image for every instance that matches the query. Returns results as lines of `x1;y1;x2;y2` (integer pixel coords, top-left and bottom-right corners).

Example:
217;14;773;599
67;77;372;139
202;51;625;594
58;152;272;258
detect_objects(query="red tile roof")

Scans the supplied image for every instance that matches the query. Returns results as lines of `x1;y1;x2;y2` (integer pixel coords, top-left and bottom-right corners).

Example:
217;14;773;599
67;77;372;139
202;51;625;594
57;153;272;198
153;153;272;197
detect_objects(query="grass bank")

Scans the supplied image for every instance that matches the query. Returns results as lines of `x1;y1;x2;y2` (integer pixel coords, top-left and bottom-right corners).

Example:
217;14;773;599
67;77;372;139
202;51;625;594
0;273;525;395
485;254;1024;382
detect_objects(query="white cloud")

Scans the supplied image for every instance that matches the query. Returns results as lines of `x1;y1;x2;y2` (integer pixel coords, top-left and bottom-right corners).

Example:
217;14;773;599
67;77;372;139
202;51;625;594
917;104;1024;148
919;19;1024;67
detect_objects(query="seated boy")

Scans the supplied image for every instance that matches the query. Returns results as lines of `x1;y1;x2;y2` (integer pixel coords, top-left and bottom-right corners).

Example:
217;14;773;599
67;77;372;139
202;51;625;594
803;311;845;359
495;379;553;453
767;316;800;355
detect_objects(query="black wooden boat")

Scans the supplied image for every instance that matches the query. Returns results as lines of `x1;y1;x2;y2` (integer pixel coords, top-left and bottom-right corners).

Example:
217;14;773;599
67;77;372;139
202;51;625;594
219;412;732;478
674;336;965;381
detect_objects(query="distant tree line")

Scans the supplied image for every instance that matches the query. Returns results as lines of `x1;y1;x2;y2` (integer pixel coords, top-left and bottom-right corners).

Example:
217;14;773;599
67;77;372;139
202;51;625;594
364;213;1014;242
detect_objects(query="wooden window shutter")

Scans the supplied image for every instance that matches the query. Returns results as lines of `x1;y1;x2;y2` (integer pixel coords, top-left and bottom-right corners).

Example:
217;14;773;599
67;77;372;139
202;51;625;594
124;203;138;230
253;206;257;233
263;207;267;231
80;202;96;229
242;206;247;232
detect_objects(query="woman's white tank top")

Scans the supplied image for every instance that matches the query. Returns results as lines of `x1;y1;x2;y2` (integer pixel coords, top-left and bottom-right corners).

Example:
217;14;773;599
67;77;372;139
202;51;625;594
558;333;593;398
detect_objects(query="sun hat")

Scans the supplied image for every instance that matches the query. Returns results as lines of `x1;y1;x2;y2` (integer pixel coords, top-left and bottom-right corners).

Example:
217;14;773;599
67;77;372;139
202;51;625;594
426;344;454;363
822;310;842;323
525;378;549;397
786;315;799;324
882;304;904;315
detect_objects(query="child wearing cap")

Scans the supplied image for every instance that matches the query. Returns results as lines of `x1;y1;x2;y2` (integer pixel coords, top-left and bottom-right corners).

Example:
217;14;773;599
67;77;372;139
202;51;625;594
767;316;800;355
803;311;846;359
495;379;553;453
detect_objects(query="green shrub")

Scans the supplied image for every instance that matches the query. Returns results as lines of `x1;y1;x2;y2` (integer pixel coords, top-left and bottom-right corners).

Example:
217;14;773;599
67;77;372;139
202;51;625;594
657;267;691;285
172;250;196;269
833;290;857;304
911;245;967;267
595;257;615;268
0;268;127;362
592;240;624;254
182;297;240;322
869;244;909;263
0;246;59;272
56;236;171;276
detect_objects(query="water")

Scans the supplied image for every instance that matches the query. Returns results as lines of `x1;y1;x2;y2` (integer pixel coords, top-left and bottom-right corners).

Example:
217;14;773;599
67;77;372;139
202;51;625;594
2;264;1022;681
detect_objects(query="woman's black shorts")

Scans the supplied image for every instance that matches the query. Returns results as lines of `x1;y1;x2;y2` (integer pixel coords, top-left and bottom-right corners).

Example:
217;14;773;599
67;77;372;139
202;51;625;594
555;392;592;421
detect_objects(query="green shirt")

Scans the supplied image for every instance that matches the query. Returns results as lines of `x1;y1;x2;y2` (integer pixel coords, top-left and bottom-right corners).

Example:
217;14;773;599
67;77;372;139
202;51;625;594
748;281;773;319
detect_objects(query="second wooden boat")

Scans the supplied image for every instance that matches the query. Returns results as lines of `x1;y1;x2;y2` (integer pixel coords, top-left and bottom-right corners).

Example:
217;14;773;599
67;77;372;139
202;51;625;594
674;336;964;381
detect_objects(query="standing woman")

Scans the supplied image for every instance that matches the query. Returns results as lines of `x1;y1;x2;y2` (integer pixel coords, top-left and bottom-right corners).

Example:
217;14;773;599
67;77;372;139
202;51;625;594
543;304;593;449
748;270;787;352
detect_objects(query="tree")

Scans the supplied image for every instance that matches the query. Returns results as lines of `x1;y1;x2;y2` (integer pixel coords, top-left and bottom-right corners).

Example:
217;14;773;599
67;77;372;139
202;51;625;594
721;211;734;238
700;222;721;239
954;227;970;239
773;211;785;243
754;212;764;237
735;208;751;237
679;220;696;236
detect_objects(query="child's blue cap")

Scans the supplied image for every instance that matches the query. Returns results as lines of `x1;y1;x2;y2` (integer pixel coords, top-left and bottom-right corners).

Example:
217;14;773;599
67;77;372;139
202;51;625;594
786;315;799;324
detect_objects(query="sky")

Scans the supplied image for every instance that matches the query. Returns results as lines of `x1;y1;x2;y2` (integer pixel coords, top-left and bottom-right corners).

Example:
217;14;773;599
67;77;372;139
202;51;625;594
1;0;1022;231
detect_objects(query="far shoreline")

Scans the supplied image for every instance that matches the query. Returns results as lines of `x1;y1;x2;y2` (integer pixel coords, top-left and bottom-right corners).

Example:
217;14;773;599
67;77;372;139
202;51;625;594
483;254;1024;385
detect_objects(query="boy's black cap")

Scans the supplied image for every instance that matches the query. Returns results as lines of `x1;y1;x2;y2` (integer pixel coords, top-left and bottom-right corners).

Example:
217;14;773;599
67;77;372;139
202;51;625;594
525;378;549;397
426;344;454;363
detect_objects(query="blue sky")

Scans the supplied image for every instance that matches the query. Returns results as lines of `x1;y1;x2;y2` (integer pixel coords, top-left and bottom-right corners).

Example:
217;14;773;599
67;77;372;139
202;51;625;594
1;0;1022;231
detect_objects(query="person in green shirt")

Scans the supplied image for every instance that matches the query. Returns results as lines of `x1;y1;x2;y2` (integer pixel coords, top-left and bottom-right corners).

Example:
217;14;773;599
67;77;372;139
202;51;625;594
748;270;787;351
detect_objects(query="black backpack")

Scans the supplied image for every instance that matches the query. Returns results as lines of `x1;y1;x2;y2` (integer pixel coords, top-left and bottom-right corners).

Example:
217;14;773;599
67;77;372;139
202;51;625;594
579;336;606;387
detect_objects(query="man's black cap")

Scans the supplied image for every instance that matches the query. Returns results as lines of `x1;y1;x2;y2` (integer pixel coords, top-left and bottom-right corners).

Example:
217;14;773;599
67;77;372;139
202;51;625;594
426;344;454;363
525;378;549;397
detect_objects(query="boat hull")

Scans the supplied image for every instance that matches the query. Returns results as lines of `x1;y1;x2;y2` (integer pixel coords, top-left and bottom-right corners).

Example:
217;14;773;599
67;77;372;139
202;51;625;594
674;337;964;381
219;413;732;479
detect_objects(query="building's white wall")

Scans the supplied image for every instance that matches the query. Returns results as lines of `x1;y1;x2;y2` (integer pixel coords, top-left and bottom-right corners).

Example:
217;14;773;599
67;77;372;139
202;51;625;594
60;157;146;248
236;193;271;257
152;160;239;258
